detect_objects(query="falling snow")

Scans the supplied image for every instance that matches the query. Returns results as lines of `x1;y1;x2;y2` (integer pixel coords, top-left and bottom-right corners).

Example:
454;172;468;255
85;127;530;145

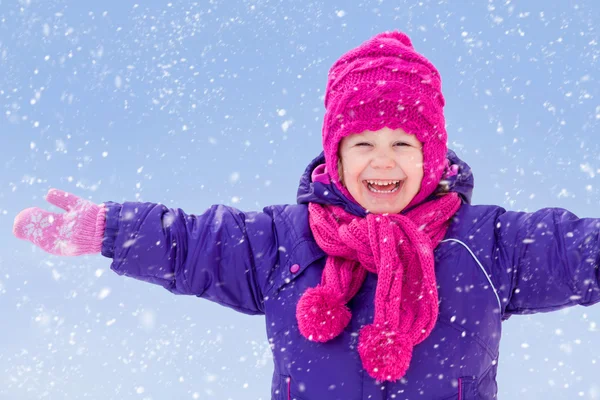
2;0;600;399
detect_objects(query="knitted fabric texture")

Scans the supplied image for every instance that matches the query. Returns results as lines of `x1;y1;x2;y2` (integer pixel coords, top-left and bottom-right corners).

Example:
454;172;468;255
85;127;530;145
323;30;447;209
297;193;461;381
13;188;106;256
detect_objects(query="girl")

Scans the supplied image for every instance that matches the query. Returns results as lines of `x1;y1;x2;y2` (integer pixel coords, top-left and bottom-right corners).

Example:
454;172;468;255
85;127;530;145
13;31;600;400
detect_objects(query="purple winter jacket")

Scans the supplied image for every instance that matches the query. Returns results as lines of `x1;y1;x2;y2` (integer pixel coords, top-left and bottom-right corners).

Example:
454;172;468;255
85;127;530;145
101;151;600;400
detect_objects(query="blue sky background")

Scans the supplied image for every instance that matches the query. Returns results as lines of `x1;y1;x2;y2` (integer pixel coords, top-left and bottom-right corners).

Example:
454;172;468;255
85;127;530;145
1;0;600;399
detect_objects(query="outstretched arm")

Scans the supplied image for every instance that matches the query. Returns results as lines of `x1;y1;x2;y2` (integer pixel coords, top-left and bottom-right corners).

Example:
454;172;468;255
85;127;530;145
495;207;600;319
14;189;281;315
102;200;280;314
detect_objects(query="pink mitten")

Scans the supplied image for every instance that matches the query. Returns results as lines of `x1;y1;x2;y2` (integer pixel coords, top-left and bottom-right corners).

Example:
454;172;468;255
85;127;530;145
13;188;106;256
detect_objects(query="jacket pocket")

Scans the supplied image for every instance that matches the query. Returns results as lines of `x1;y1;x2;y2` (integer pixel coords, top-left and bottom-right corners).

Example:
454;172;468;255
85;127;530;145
458;376;478;399
271;374;309;400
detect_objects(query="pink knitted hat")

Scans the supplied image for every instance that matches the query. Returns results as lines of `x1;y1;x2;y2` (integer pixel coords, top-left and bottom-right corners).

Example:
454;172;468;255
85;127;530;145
322;30;447;209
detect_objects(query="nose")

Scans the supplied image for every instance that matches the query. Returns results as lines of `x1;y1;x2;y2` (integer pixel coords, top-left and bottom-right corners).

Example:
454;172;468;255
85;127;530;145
370;149;396;170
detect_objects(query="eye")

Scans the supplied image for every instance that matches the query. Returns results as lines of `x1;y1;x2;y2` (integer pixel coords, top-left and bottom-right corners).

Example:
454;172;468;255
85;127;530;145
394;141;410;147
355;142;372;147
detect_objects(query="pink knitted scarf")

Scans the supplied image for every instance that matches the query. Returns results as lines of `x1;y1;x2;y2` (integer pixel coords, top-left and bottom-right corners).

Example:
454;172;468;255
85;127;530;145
296;192;461;381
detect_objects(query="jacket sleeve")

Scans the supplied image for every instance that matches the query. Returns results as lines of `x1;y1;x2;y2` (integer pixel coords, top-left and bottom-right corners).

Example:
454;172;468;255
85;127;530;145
101;201;281;315
495;207;600;319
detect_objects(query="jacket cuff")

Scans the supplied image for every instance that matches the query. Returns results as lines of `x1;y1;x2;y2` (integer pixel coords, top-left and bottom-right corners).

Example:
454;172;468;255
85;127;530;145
101;201;122;259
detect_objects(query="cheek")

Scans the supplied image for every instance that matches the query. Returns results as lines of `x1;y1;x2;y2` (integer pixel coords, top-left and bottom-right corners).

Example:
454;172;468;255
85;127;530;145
404;155;424;171
339;157;357;177
343;163;364;183
407;153;421;163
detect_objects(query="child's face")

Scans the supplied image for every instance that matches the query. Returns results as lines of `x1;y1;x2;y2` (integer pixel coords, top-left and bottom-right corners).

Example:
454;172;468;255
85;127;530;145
338;127;424;214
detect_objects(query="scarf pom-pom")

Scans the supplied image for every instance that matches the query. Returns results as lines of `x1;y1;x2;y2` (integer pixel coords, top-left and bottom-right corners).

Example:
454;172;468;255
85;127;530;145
296;286;351;342
358;324;413;381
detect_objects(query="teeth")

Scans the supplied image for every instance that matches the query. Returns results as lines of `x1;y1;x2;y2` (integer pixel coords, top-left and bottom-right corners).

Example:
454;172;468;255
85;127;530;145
366;181;402;194
368;183;400;194
366;180;400;185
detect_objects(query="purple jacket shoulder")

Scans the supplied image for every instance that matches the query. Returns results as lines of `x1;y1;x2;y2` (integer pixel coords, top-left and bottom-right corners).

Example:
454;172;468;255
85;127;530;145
445;204;600;318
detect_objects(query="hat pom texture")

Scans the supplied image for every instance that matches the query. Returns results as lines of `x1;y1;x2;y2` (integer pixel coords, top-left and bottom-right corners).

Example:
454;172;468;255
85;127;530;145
296;286;352;342
358;324;413;381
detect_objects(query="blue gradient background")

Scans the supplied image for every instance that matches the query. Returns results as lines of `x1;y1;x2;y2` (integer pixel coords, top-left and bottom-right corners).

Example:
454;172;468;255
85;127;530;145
1;0;599;399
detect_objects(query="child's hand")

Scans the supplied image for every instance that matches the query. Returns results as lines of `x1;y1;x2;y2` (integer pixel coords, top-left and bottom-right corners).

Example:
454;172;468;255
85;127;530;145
13;188;106;256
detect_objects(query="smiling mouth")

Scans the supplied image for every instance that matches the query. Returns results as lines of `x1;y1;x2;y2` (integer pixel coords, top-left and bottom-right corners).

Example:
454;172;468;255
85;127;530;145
364;180;402;194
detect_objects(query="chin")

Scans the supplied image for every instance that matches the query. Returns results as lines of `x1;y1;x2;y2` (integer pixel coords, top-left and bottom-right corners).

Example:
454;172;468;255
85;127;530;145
365;203;407;215
347;183;417;214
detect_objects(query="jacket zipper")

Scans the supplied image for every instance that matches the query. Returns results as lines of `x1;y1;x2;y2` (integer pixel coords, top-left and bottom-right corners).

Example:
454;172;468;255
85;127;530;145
458;377;462;399
287;376;291;400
